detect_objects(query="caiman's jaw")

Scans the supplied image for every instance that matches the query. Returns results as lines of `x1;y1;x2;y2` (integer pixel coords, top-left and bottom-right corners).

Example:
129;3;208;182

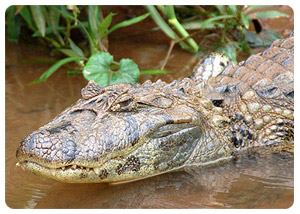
16;84;204;183
16;160;112;183
16;120;201;183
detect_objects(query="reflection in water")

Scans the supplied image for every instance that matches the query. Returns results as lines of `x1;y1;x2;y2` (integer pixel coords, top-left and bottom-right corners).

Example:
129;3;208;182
5;6;294;208
31;152;293;208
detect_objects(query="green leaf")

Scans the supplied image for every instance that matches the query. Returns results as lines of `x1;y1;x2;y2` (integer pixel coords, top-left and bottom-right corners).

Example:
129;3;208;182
240;39;251;53
227;5;238;15
41;6;51;28
32;24;88;37
32;26;60;37
140;70;170;75
49;5;64;45
58;49;80;57
240;12;249;29
191;15;235;29
44;37;61;48
260;29;283;46
30;6;46;37
19;6;37;31
182;20;224;30
244;5;269;13
53;6;95;54
251;10;289;19
83;52;140;86
68;38;84;57
203;14;236;24
29;56;85;85
105;12;150;36
215;5;226;14
112;59;139;84
145;6;191;51
244;29;283;47
87;5;100;44
98;12;115;37
185;15;235;30
244;30;263;46
83;52;114;86
5;6;21;42
217;43;237;63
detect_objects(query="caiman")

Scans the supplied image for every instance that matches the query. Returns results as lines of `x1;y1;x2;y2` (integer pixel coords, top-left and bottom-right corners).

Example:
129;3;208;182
16;34;294;183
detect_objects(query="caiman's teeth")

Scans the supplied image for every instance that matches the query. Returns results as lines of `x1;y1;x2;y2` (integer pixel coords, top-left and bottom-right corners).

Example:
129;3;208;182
93;167;101;175
21;163;26;171
16;162;21;167
50;168;56;176
86;168;90;172
71;165;77;170
61;166;65;170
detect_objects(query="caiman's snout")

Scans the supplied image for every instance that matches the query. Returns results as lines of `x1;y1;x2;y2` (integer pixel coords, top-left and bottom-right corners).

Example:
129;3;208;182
16;130;77;168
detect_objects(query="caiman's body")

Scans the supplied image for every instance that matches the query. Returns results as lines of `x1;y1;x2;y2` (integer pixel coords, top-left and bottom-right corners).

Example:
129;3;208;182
16;34;294;183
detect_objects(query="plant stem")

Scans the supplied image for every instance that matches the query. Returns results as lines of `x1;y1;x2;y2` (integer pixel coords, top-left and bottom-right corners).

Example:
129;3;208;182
144;5;191;52
165;6;199;52
90;6;107;52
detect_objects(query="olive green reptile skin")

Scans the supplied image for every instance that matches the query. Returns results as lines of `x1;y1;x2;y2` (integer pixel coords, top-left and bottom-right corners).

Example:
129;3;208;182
16;34;294;183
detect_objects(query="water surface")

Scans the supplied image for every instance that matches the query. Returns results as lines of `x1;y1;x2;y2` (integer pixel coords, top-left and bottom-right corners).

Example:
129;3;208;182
5;6;294;208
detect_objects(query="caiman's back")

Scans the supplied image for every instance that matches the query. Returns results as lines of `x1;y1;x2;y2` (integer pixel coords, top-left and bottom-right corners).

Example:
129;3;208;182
191;33;294;151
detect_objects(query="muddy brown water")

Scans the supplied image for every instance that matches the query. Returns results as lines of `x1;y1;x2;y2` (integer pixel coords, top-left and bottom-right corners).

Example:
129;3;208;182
5;6;294;209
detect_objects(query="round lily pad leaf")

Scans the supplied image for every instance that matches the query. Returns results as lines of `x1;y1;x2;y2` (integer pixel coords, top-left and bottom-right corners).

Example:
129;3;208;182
83;52;139;87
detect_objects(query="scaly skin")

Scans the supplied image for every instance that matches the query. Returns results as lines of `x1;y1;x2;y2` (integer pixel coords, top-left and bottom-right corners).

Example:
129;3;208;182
16;34;294;183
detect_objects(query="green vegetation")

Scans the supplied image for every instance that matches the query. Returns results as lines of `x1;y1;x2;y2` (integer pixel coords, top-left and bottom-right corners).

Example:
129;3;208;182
5;5;290;86
178;5;289;62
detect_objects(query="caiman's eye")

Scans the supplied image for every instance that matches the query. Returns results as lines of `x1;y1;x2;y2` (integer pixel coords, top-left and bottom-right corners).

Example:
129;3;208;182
110;96;135;112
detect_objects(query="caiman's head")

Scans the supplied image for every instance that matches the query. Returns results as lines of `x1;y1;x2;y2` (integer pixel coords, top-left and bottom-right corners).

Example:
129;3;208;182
16;80;232;183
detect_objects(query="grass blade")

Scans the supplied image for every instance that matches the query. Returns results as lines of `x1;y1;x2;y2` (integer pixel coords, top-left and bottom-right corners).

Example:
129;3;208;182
227;5;238;15
29;56;85;85
251;10;290;19
105;12;150;36
98;12;115;37
58;49;80;57
30;5;46;37
87;5;98;44
49;5;64;45
240;12;249;29
184;15;235;31
140;69;170;75
145;5;190;51
68;38;85;57
244;5;269;13
182;20;224;30
145;6;179;39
